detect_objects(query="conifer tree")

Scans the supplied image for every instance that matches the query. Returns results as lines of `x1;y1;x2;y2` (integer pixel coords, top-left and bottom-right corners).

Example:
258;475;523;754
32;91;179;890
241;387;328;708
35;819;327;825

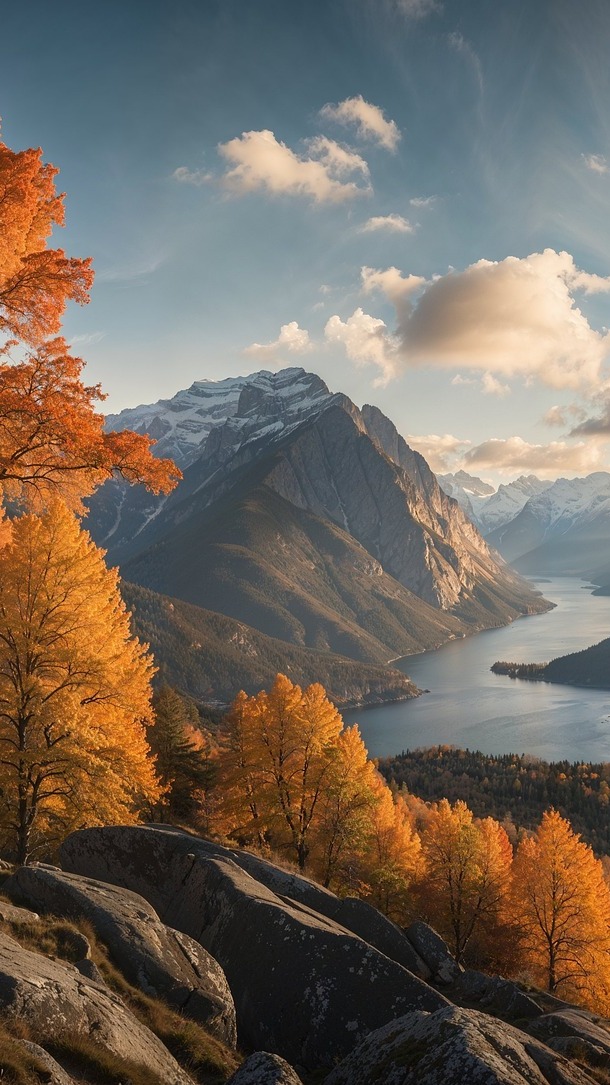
0;503;161;863
147;686;212;823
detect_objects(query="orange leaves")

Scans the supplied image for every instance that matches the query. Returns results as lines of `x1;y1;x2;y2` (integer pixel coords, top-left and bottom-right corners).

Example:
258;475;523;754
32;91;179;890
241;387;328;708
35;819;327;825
0;141;93;347
0;339;180;507
509;810;610;1009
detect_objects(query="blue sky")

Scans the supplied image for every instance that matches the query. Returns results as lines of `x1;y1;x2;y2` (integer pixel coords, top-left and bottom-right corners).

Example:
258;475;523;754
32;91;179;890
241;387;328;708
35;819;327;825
3;0;610;481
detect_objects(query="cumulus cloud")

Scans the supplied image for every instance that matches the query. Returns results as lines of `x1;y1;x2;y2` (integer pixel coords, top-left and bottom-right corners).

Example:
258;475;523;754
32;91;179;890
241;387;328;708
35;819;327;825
217;130;371;203
451;373;477;387
405;433;470;473
172;166;213;185
320;96;401;152
583;153;609;175
244;321;313;360
481;372;510;397
324;308;399;384
362;249;610;389
360;214;414;234
463;436;607;478
543;404;588;427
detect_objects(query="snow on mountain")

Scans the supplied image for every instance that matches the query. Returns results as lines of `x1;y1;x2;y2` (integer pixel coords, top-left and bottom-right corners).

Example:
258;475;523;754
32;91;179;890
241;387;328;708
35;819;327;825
105;368;333;468
439;473;552;536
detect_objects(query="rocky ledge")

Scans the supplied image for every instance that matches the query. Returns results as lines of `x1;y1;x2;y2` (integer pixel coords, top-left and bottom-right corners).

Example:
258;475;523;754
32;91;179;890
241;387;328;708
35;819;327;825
0;823;606;1084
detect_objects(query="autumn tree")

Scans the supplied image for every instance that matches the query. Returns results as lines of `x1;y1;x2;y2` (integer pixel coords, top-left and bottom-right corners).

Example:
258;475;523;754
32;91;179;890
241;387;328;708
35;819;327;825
147;685;212;824
418;799;512;964
359;782;423;923
216;675;344;868
310;724;380;891
509;809;610;1011
0;503;161;863
0;133;180;506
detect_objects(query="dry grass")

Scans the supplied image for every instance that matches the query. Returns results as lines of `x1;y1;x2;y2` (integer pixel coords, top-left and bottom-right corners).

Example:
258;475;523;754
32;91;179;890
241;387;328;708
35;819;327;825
0;912;240;1084
0;1026;50;1084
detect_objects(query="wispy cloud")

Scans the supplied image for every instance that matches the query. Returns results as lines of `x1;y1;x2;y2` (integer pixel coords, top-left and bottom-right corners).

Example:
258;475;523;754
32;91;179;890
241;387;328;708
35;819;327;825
360;214;414;234
481;372;510;397
69;331;106;348
582;153;609;175
405;433;470;473
394;0;442;20
410;195;437;209
96;254;166;284
463;436;607;478
448;32;484;95
244;321;313;360
320;96;401;152
217;129;371;203
172;166;213;185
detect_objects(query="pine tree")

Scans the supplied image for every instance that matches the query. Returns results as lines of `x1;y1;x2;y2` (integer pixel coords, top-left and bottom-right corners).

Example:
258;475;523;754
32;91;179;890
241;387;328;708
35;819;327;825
147;686;212;823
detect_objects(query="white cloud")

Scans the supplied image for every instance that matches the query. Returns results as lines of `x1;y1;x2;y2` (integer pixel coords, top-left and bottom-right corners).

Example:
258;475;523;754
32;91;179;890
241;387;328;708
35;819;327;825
244;321;313;360
324;308;399;385
360;214;414;234
320;96;401;152
481;372;510;397
394;0;442;18
583;153;609;175
217;130;371;203
463;436;607;478
69;331;106;347
363;249;610;389
172;166;213;185
405;433;470;473
409;195;437;209
543;404;587;427
451;373;476;386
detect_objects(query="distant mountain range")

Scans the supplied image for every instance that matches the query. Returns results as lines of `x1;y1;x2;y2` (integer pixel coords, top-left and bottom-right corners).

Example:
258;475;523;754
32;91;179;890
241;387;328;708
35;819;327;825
87;368;548;704
439;470;610;590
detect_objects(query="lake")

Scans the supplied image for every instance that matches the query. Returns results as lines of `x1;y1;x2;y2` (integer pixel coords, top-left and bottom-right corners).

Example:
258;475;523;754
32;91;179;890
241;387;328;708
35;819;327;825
344;577;610;763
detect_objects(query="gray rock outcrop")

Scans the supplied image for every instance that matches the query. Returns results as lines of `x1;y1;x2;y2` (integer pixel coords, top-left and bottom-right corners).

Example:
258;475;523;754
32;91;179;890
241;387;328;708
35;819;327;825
405;920;462;984
458;969;542;1020
19;1042;77;1085
227;1051;305;1084
61;825;448;1068
0;931;193;1085
324;1005;597;1085
530;1010;610;1057
5;862;236;1045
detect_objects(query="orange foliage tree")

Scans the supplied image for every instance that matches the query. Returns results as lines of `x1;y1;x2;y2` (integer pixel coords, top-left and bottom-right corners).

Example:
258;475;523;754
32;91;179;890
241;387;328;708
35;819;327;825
216;675;344;868
0;133;180;506
359;783;423;923
509;809;610;1011
418;799;512;964
0;503;162;864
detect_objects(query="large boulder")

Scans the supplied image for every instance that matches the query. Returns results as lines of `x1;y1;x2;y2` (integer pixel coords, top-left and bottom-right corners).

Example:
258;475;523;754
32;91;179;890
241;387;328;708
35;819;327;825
458;969;543;1021
5;863;236;1045
405;920;462;984
227;1051;304;1084
19;1042;77;1085
324;1005;597;1085
529;1010;610;1057
61;825;448;1069
0;931;193;1085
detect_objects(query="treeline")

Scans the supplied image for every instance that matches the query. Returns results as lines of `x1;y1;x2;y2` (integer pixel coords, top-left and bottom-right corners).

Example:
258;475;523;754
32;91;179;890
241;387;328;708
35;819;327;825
378;746;610;855
491;638;610;689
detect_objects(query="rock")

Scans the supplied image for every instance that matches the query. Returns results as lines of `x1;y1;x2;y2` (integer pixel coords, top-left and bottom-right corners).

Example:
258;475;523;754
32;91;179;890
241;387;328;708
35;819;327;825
0;931;192;1084
405;920;462;984
19;1041;78;1084
0;899;40;924
233;848;430;977
458;969;542;1020
5;862;236;1045
530;1011;610;1057
227;1051;305;1084
324;1005;598;1085
547;1035;609;1066
61;825;449;1069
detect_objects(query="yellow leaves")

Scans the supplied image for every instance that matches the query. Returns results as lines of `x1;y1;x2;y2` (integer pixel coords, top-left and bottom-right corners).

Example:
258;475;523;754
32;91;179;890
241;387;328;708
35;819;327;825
509;810;610;1010
0;501;161;862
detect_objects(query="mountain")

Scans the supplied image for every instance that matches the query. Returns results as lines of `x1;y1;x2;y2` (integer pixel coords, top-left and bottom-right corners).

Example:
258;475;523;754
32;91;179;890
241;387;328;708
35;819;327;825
87;368;548;682
491;636;610;690
486;472;610;573
438;473;552;536
122;581;419;708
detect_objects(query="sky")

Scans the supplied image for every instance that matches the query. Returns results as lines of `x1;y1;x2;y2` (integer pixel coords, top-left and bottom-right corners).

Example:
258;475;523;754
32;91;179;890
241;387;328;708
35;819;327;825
3;0;610;483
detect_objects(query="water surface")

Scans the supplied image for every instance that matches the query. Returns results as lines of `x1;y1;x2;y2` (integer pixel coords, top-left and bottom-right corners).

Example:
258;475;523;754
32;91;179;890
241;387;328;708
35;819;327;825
345;578;610;762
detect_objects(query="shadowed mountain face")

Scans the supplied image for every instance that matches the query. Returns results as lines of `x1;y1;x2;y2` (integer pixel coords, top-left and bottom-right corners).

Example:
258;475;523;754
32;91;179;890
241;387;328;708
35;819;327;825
87;368;548;670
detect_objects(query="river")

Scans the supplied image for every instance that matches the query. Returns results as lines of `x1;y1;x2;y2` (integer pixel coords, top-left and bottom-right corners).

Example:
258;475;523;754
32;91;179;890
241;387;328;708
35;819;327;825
344;577;610;763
